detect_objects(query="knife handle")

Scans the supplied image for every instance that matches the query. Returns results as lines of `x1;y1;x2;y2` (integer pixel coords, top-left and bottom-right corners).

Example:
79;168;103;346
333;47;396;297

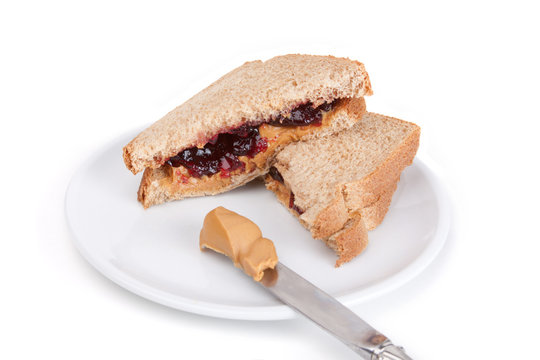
371;342;413;360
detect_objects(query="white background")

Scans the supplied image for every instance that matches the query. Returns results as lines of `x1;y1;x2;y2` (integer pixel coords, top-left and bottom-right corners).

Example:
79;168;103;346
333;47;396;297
1;0;539;359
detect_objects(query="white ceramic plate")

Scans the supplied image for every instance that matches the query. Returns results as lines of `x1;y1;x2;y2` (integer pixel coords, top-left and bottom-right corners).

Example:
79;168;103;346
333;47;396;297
66;130;451;320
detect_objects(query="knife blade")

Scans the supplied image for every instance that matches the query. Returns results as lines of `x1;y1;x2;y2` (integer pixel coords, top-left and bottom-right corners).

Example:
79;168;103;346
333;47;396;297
260;263;413;360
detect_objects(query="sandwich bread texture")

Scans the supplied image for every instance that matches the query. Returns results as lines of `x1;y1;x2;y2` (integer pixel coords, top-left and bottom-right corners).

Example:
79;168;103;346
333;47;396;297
265;112;420;266
123;54;372;175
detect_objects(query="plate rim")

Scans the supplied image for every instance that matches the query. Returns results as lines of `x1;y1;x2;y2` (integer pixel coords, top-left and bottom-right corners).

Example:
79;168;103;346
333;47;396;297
65;131;452;321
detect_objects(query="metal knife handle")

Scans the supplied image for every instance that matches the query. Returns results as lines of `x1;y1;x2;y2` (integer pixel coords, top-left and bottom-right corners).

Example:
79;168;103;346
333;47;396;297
372;341;414;360
261;263;413;359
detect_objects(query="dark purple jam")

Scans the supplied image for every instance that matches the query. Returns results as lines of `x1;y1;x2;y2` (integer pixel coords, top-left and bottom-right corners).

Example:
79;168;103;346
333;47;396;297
269;166;284;183
166;124;268;178
166;100;336;178
289;192;304;215
268;100;336;127
269;166;302;213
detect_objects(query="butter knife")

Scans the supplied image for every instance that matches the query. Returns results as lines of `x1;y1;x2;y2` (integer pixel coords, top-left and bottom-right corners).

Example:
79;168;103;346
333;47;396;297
260;263;413;360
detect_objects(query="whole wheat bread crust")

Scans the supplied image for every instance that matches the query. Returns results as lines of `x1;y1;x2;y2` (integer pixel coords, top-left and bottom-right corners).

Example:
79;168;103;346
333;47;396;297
123;55;372;174
360;181;398;231
264;177;393;266
327;216;369;267
327;180;398;266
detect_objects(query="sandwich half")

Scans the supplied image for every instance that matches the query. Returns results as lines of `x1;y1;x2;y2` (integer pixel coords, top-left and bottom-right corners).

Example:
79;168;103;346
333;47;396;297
123;55;371;208
264;112;421;266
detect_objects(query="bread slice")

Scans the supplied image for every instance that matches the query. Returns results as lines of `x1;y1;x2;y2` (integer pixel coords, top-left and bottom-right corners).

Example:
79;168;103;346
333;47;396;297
123;55;372;175
138;97;366;208
264;112;420;266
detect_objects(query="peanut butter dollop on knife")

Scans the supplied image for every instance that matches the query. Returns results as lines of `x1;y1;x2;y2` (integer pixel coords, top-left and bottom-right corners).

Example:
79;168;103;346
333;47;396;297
199;206;414;359
199;206;278;281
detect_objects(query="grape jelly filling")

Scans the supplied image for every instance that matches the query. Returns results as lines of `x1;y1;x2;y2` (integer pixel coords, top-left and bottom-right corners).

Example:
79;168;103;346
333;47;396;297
269;166;284;183
288;192;304;215
268;100;335;127
269;166;304;214
166;124;267;178
166;100;337;178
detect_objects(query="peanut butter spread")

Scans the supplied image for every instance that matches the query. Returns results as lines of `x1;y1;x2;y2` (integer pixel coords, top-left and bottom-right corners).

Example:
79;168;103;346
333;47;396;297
199;206;278;281
168;108;337;190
